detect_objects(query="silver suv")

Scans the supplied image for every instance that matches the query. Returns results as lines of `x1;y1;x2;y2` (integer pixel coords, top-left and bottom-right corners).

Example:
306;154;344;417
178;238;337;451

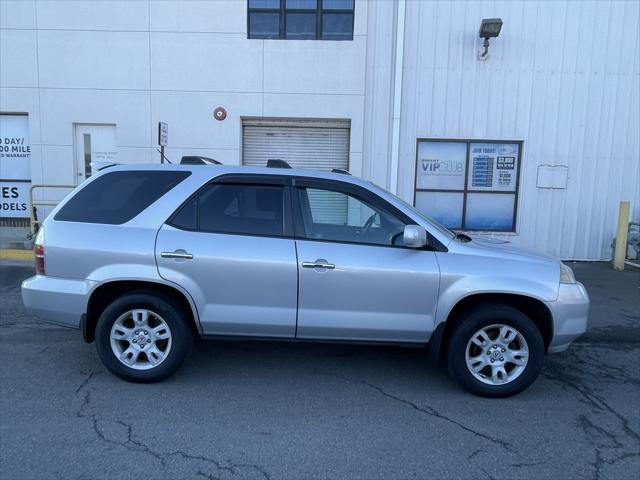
21;164;589;397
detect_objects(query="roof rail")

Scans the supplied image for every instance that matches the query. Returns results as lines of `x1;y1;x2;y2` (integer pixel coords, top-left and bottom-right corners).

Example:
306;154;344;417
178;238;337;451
90;161;121;171
266;159;292;169
331;168;351;175
180;156;222;165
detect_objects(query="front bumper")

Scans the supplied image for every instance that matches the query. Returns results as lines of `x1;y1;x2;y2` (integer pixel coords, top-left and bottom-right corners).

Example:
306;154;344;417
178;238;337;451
545;281;590;353
21;275;99;329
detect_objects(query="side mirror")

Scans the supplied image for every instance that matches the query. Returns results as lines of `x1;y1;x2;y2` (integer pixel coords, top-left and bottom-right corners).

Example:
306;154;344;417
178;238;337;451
403;225;427;248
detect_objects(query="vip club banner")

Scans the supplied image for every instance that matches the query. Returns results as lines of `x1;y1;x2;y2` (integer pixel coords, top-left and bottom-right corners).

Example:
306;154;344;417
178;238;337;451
0;114;31;218
415;140;521;232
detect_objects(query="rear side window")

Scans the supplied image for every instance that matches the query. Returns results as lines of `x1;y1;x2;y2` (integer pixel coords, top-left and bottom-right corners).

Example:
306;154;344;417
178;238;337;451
169;183;285;237
55;170;191;224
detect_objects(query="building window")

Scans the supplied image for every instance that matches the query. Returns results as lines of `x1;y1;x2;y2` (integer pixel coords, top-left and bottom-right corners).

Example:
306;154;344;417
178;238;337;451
247;0;354;40
413;139;522;233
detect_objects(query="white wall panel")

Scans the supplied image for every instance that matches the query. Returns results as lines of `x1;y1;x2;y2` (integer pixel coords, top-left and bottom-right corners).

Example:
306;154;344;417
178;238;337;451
353;0;367;37
0;0;36;29
36;1;149;31
150;0;246;34
37;30;150;89
0;29;38;87
150;32;262;92
361;0;395;188
40;145;74;187
39;89;151;147
151;90;262;150
393;0;640;259
0;88;41;144
116;147;153;165
263;93;364;154
264;36;366;95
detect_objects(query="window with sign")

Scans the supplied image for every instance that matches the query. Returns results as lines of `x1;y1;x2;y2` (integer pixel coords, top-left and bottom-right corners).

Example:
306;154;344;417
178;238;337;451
413;139;522;232
247;0;354;40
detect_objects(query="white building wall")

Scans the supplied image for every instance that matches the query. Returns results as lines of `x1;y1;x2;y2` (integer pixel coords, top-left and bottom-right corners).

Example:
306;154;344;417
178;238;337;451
361;0;396;189
0;0;368;203
391;0;639;260
1;0;638;260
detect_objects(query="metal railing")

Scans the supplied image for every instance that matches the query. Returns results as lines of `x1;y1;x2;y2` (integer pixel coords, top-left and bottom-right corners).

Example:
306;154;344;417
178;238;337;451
28;184;75;239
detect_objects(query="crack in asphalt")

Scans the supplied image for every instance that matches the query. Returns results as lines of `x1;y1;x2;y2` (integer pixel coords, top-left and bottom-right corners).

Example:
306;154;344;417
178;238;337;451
544;350;640;480
321;373;513;453
74;369;96;394
74;371;271;480
197;470;222;480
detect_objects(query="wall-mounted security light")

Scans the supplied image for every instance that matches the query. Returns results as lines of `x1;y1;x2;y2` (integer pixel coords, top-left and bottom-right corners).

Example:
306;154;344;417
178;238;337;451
478;18;503;60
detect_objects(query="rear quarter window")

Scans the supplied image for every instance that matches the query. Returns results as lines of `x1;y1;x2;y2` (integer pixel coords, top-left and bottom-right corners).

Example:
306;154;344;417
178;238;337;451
54;170;191;225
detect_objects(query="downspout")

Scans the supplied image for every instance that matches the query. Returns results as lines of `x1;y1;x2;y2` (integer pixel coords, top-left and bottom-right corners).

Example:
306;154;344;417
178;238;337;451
389;0;406;195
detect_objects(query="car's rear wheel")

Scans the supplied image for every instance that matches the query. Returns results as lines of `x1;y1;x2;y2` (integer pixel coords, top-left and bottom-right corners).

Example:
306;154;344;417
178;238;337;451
446;304;544;397
95;292;192;382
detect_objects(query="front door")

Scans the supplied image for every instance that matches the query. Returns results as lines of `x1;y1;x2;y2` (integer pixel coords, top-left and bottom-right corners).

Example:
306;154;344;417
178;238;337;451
156;176;298;337
293;178;440;343
74;124;117;184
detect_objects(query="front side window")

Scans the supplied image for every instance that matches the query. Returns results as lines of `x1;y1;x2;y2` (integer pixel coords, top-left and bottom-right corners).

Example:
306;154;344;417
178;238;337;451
171;183;285;237
297;187;406;246
247;0;354;40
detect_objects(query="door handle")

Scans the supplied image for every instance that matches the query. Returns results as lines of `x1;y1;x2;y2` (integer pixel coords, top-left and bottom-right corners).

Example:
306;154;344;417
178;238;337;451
302;260;335;269
161;250;193;259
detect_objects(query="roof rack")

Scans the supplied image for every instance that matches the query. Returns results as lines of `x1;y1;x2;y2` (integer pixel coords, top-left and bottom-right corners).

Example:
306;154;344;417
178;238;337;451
91;162;121;171
180;156;222;165
331;168;351;175
266;159;292;169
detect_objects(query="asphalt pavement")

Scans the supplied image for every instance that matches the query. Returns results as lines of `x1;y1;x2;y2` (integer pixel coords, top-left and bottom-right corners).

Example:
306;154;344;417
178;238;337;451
0;261;638;480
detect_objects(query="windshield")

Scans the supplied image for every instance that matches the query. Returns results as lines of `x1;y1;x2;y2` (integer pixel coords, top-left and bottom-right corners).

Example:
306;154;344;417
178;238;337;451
369;182;456;240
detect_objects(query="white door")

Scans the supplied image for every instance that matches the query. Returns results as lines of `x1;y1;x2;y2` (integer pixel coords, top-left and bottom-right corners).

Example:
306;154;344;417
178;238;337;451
74;124;117;184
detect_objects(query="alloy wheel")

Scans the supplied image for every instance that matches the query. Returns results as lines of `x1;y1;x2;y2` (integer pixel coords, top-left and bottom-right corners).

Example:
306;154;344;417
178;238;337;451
465;324;529;385
109;309;173;370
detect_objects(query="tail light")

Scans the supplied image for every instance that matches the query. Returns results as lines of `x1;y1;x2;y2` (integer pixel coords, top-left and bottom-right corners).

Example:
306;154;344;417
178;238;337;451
34;228;45;275
34;244;45;274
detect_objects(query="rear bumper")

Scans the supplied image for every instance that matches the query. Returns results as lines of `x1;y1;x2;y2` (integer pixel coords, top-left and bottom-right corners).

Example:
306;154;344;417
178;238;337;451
546;281;590;353
21;275;99;329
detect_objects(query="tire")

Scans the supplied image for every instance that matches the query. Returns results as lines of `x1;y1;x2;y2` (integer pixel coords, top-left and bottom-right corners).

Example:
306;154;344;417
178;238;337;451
95;291;193;383
446;304;545;398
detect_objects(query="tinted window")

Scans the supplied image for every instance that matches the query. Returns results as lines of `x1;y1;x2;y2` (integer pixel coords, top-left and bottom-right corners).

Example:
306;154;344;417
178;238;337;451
170;195;197;230
197;184;285;236
286;12;316;39
247;0;354;40
55;171;190;224
248;12;280;39
322;12;353;40
298;187;406;246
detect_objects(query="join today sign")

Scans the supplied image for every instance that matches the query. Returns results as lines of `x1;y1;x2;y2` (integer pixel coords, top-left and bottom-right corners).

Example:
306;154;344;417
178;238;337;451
0;114;31;218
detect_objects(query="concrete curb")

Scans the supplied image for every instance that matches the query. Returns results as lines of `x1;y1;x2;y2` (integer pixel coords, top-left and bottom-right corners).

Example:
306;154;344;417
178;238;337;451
0;249;34;261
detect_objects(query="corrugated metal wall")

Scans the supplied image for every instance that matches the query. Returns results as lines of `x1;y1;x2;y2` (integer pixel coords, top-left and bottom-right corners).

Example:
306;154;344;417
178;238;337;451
365;0;639;260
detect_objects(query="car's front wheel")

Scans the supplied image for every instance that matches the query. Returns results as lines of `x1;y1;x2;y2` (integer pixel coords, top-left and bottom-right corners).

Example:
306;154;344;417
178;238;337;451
446;304;545;397
95;291;192;382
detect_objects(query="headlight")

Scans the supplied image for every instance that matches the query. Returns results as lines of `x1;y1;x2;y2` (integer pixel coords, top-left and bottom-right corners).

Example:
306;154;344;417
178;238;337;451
560;262;576;284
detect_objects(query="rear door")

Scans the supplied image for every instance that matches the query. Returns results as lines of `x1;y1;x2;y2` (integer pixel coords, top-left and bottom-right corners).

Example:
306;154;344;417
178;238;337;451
292;178;440;343
156;175;298;337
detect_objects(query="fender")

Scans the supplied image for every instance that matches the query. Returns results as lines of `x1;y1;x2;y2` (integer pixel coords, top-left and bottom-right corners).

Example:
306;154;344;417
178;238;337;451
86;264;202;334
434;274;557;330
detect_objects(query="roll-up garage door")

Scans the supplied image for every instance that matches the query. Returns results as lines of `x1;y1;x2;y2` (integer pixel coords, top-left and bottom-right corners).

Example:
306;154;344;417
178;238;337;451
243;120;351;224
242;119;350;171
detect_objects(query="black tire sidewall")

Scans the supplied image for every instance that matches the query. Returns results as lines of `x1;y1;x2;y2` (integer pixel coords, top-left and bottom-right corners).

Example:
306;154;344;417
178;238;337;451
95;292;191;383
447;304;545;398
